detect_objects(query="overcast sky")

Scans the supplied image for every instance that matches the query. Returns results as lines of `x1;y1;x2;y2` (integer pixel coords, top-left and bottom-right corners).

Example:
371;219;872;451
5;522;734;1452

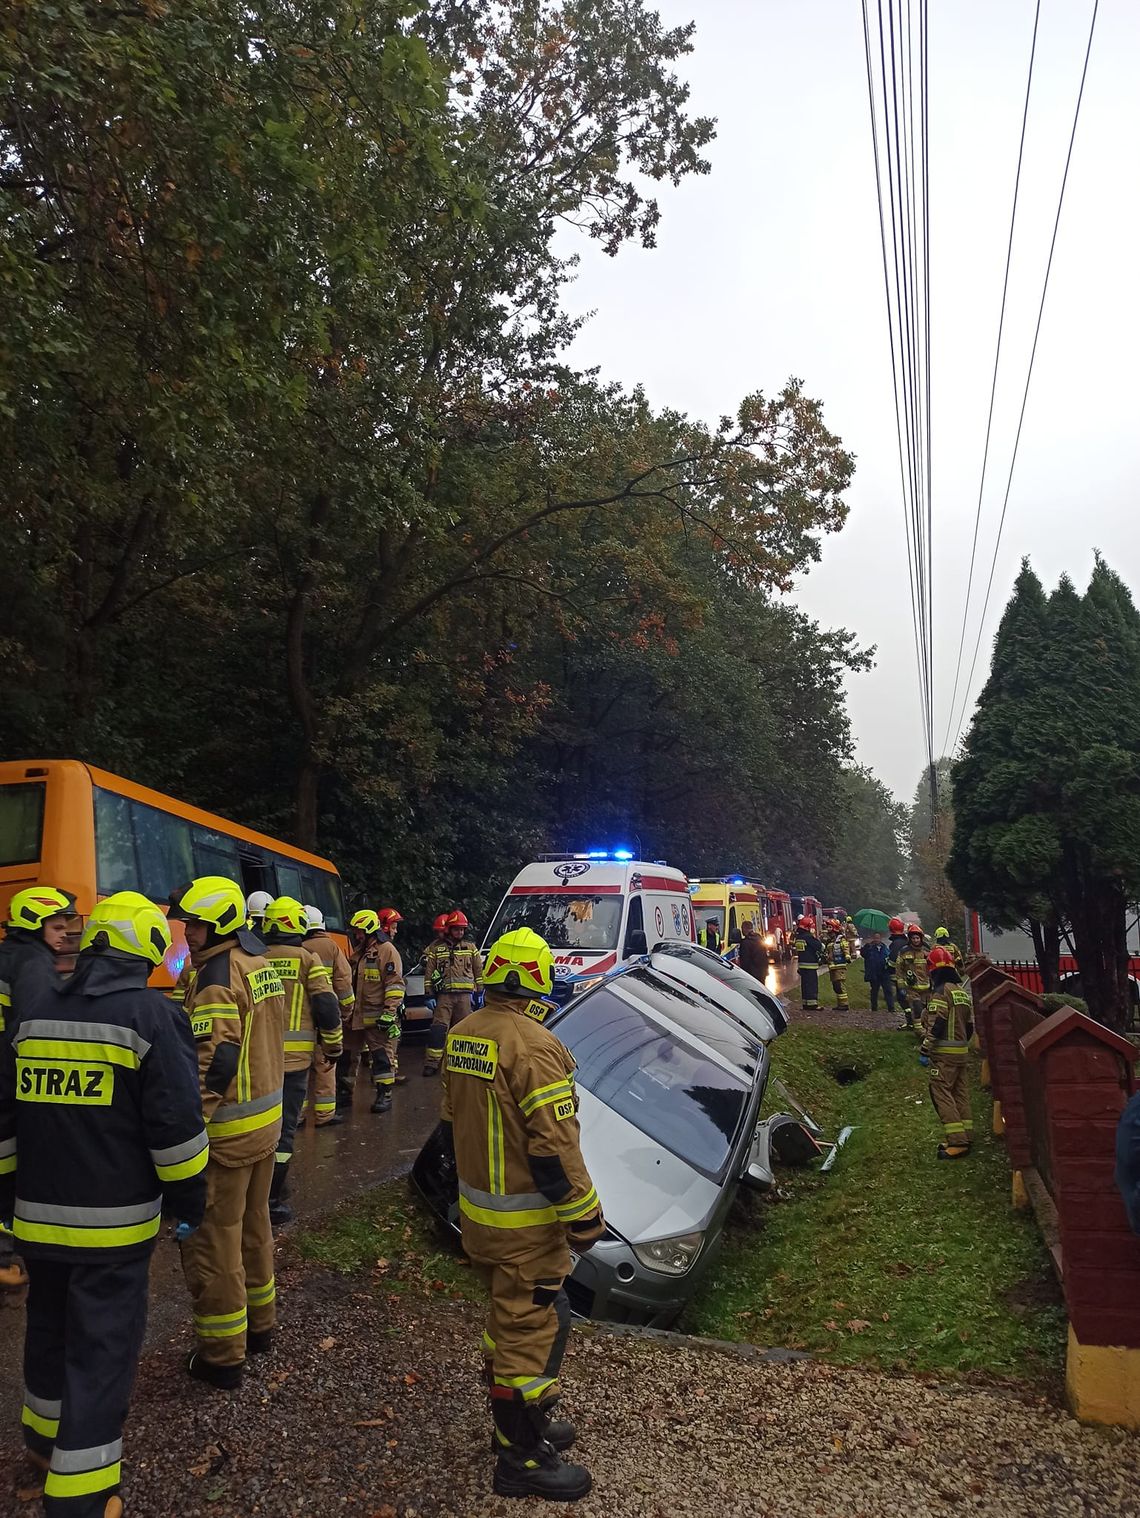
558;0;1140;802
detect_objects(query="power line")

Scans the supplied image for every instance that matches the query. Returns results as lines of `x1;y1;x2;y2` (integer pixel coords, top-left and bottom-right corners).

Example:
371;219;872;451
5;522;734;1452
941;1;1042;757
948;0;1099;756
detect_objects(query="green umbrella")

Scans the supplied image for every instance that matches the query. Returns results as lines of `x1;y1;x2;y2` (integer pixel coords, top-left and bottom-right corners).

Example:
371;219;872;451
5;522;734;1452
853;908;892;935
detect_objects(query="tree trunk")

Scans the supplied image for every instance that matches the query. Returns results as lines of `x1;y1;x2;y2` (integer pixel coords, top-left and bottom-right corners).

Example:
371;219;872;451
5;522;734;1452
1028;915;1061;992
1065;857;1130;1030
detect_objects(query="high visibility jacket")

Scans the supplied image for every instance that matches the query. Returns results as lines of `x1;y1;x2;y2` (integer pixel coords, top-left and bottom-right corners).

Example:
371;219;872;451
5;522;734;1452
887;933;907;968
793;932;821;970
441;991;601;1265
937;940;964;970
827;936;849;967
263;937;342;1073
697;926;722;953
844;928;858;958
184;939;285;1167
349;935;403;1030
0;932;59;1044
424;937;484;997
0;955;208;1261
896;948;930;993
305;929;355;1016
923;983;974;1060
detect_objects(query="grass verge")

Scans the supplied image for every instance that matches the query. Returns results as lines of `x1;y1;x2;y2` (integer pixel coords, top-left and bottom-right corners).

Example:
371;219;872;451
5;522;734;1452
682;1015;1066;1386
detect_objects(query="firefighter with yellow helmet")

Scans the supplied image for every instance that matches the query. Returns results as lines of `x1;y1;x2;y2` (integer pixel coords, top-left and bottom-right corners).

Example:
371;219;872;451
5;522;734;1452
169;876;286;1388
261;897;342;1225
441;926;603;1500
341;909;401;1112
0;886;81;1292
933;925;964;971
0;892;207;1517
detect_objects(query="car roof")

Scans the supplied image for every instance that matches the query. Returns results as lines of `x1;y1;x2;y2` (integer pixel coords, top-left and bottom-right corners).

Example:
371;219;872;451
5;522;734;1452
646;946;787;1042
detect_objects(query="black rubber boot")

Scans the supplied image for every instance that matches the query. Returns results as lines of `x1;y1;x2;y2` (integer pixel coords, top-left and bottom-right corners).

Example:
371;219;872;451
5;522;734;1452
492;1416;575;1453
492;1442;592;1501
335;1081;354;1109
186;1352;243;1390
316;1112;344;1128
370;1089;392;1114
247;1328;275;1354
268;1162;294;1225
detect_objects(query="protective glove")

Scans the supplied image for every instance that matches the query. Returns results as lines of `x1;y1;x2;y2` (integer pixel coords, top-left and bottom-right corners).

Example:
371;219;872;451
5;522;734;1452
471;989;485;1010
425;997;437;1012
174;1221;198;1243
918;1053;930;1067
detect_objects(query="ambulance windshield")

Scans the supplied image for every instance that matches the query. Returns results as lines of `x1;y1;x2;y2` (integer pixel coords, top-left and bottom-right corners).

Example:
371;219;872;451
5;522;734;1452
488;894;623;951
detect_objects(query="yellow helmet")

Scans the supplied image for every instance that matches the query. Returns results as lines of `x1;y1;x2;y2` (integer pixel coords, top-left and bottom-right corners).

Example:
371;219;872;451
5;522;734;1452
934;926;950;941
264;896;308;937
350;909;380;935
483;927;555;997
169;876;246;936
81;891;171;966
7;885;78;932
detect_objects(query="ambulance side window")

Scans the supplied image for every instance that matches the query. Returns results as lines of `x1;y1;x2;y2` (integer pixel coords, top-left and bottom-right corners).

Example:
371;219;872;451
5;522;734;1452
728;906;741;945
623;896;648;958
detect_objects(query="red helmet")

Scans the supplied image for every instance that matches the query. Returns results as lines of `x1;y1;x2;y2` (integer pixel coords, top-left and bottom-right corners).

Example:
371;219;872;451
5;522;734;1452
888;917;904;934
378;908;403;928
446;910;470;930
797;915;816;930
432;912;449;934
927;946;956;971
906;922;923;939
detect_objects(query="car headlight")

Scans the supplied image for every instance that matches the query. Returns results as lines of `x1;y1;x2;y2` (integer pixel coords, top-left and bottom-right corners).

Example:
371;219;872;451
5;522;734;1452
631;1231;704;1276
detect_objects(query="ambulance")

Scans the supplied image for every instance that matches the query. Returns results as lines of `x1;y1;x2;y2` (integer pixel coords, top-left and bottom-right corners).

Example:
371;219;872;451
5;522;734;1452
483;852;695;998
688;877;763;958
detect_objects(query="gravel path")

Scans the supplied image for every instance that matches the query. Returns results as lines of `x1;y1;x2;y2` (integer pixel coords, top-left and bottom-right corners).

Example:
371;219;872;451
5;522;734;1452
3;1247;1137;1518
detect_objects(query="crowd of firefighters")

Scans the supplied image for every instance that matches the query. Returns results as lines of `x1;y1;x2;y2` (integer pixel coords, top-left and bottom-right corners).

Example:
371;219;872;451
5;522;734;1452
0;881;602;1512
791;914;975;1161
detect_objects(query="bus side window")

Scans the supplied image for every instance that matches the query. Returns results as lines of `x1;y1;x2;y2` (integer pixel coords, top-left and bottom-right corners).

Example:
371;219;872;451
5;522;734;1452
192;824;240;880
132;803;194;899
94;788;139;895
275;860;303;900
239;849;276;902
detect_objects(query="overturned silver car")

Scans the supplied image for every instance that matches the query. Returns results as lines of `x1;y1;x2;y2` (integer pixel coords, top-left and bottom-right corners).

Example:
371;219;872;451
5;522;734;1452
411;957;790;1327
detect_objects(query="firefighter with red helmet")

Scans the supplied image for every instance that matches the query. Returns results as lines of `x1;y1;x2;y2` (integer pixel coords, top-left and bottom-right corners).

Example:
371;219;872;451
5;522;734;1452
824;919;849;1012
441;926;602;1500
341;910;401;1112
920;947;974;1157
896;924;931;1029
793;915;822;1010
887;916;910;1025
423;910;485;1077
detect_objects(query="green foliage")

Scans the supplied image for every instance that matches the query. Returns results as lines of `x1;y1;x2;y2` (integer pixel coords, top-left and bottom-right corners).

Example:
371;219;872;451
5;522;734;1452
684;1024;1065;1384
950;556;1140;1028
905;757;965;932
813;766;906;911
1040;992;1089;1017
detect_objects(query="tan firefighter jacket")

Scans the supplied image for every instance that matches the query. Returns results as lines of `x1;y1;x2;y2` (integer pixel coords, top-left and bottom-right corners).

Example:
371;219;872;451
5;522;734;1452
896;947;930;994
424;936;485;997
263;938;342;1073
184;940;286;1166
922;984;974;1061
441;990;602;1266
305;929;355;1017
349;935;403;1030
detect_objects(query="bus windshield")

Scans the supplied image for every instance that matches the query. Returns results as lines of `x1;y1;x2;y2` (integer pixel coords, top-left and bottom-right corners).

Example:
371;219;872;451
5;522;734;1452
487;893;623;951
0;783;45;868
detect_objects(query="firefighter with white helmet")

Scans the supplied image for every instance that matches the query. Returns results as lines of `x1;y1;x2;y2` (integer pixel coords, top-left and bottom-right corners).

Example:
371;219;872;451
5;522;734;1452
441;926;603;1500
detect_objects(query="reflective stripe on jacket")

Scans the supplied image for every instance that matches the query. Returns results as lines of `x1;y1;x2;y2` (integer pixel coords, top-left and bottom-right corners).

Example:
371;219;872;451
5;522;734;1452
264;940;342;1072
424;938;484;996
923;984;974;1059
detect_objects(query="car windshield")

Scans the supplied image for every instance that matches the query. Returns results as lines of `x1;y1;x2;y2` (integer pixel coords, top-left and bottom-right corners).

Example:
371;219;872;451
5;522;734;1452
487;893;623;951
553;985;753;1180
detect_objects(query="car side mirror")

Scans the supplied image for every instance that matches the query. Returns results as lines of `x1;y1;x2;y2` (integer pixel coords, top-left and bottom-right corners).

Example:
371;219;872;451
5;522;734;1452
626;928;649;957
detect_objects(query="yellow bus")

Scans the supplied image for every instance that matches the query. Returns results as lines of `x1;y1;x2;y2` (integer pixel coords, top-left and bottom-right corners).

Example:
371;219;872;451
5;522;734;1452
0;759;348;986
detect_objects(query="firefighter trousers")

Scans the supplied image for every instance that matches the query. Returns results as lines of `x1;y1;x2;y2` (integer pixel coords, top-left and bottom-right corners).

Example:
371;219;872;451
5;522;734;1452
181;1154;276;1366
471;1244;572;1451
798;967;819;1010
22;1249;150;1516
310;1047;338;1124
424;992;472;1070
339;1025;394;1090
272;1068;309;1205
828;966;848;1010
929;1058;972;1148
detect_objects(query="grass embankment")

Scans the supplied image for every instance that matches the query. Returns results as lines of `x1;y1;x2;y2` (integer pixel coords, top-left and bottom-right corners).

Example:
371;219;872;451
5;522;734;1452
683;1001;1066;1385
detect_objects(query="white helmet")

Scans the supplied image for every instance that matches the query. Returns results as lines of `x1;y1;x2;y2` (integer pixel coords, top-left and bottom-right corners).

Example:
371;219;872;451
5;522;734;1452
247;890;273;924
303;904;325;931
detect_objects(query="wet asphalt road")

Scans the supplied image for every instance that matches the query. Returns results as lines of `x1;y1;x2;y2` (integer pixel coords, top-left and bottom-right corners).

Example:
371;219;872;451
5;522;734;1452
0;1037;444;1424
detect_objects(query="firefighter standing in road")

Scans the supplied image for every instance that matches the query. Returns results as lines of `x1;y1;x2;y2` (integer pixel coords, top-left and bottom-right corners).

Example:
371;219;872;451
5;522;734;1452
303;904;354;1123
423;909;485;1077
920;947;975;1158
825;920;850;1012
0;892;208;1517
376;908;406;1083
793;915;823;1010
896;924;931;1030
441;927;603;1500
262;897;342;1225
934;925;964;971
341;910;397;1113
170;876;286;1388
0;887;80;1292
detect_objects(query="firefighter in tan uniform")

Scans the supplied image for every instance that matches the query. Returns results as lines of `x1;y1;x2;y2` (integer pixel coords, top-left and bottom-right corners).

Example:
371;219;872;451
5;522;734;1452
441;927;603;1501
303;905;354;1123
933;925;964;970
895;924;931;1029
169;877;286;1389
262;897;342;1225
824;920;850;1011
341;911;398;1113
920;947;975;1159
423;909;485;1077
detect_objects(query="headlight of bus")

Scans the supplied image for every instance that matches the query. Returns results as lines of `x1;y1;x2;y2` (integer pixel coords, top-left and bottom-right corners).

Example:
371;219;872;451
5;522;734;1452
631;1231;704;1276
